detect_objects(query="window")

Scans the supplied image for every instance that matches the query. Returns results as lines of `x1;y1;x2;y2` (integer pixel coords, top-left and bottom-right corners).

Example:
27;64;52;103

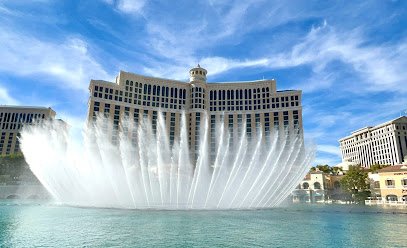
385;179;395;188
386;195;398;201
314;182;321;190
402;178;407;187
303;182;309;189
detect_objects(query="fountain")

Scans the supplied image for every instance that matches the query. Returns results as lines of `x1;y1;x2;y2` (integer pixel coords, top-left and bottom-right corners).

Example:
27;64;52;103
20;112;314;209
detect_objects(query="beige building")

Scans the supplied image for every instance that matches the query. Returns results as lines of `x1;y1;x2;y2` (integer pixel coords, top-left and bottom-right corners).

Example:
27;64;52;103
292;171;327;203
87;65;303;161
366;165;407;205
292;172;345;203
0;106;56;155
339;116;407;168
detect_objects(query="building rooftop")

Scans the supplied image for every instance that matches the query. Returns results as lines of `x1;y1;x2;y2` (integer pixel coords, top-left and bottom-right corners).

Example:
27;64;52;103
0;105;53;110
339;116;407;141
377;165;407;173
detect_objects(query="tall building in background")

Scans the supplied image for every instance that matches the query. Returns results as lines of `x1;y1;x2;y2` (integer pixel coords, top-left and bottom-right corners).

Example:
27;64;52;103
0;106;56;155
339;116;407;168
87;65;303;160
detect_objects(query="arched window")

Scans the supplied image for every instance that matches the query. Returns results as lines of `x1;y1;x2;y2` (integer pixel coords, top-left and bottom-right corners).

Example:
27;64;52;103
210;91;213;100
157;86;160;96
166;87;169;97
214;90;217;100
303;182;309;189
183;89;186;99
153;85;156;95
314;182;321;190
386;195;398;201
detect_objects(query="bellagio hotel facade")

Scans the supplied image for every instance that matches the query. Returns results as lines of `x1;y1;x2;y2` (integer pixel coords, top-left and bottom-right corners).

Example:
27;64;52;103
87;65;303;160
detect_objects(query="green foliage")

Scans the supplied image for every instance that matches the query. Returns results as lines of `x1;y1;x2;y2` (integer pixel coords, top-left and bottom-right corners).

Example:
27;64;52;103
340;165;369;203
315;164;331;173
309;165;343;175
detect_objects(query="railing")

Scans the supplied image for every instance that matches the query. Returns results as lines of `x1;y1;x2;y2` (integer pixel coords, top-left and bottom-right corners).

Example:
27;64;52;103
365;199;407;205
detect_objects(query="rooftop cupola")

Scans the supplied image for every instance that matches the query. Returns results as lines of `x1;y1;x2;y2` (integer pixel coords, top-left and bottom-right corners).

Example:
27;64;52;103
189;64;207;83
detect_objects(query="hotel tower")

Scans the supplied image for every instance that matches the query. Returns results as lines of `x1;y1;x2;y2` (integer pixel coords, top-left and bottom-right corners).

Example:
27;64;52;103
87;65;303;160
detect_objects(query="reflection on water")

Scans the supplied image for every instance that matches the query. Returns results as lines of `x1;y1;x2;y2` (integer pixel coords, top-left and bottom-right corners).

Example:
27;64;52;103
1;201;407;247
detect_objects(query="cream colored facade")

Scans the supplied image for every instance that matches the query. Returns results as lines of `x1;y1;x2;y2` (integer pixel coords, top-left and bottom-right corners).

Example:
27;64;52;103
87;66;303;160
339;116;407;168
292;172;328;202
0;106;56;155
366;165;407;205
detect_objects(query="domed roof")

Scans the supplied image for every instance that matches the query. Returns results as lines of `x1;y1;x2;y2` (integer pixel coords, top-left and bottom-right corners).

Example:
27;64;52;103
189;64;207;82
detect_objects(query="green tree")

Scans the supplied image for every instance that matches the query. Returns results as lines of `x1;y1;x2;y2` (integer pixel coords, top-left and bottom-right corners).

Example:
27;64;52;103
316;164;333;174
340;165;370;203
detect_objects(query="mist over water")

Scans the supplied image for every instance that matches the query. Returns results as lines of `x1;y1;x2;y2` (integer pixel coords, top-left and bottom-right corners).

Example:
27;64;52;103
20;112;314;209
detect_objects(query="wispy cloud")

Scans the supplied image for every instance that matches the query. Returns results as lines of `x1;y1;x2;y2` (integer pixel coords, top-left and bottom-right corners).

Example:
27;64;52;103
0;29;112;92
317;145;341;157
141;21;407;96
0;85;19;105
103;0;146;14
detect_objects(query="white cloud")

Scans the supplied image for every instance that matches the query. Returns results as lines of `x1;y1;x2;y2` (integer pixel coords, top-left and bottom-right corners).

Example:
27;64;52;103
142;21;407;95
102;0;145;14
0;29;112;92
117;0;145;14
317;145;341;157
0;85;19;105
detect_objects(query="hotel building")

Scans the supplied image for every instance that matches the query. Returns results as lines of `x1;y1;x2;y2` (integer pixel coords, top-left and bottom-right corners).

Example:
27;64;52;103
87;65;303;160
0;106;56;155
339;116;407;168
366;164;407;205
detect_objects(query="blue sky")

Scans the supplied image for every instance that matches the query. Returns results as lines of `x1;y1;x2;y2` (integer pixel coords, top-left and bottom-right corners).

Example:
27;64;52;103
0;0;406;165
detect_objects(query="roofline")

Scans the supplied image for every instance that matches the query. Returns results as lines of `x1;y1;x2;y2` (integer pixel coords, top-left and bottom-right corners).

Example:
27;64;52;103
89;71;302;92
339;116;407;142
0;105;54;111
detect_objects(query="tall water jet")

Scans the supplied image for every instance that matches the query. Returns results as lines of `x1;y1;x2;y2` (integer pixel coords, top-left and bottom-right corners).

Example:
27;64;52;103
20;112;314;209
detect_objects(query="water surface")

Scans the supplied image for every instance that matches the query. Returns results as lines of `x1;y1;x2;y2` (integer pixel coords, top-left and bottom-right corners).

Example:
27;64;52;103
1;201;406;247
